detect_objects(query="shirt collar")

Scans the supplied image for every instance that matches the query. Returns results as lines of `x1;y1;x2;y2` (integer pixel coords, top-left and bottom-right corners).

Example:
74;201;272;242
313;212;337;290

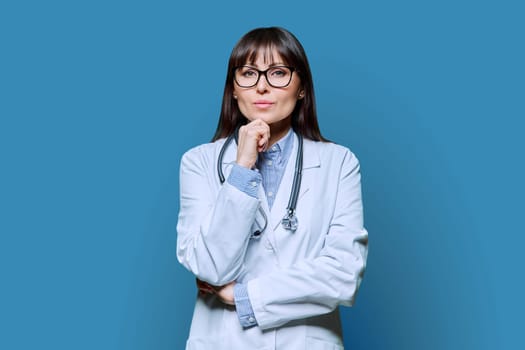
256;128;294;168
265;128;293;155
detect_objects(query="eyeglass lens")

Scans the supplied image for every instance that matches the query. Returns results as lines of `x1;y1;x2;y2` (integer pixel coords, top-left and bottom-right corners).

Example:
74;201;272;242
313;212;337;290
235;66;293;88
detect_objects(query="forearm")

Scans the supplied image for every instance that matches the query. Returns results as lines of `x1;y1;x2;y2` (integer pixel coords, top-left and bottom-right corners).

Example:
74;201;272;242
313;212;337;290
247;228;368;329
177;158;263;285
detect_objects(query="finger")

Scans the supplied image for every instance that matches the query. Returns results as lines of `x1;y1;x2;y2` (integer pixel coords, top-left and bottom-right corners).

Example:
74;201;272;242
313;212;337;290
257;131;270;151
196;279;215;293
238;125;247;136
257;139;268;152
198;285;215;294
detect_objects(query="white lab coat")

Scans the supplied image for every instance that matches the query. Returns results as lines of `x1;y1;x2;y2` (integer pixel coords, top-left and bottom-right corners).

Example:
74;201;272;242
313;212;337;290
177;132;368;350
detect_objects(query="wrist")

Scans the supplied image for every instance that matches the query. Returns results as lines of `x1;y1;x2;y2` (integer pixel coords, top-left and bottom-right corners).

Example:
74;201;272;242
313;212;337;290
236;158;256;169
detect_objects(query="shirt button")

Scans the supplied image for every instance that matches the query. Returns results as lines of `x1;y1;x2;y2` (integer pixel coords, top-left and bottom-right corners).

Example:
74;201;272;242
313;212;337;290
250;181;257;187
268;192;273;197
267;160;273;166
271;146;277;151
248;316;255;323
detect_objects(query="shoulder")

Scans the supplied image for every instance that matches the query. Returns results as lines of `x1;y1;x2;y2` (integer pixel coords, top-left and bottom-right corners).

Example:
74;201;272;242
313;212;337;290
304;138;360;167
182;139;225;158
180;139;227;169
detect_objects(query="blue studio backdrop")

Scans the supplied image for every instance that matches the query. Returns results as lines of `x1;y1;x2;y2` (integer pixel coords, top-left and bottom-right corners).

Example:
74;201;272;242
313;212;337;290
1;0;523;349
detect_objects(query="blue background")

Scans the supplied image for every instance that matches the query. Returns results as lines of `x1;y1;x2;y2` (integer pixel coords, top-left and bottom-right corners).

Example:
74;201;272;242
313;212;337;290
1;0;523;349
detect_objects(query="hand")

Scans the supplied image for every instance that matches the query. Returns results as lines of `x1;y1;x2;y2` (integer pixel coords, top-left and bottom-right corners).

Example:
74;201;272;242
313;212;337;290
236;119;270;169
195;278;236;306
196;278;215;295
214;281;236;306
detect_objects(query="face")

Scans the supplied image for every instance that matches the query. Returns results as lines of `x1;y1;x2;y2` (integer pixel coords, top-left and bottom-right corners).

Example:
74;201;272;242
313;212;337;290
233;51;304;129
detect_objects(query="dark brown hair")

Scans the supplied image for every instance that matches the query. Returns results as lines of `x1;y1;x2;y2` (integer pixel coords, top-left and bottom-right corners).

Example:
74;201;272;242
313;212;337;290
212;27;327;142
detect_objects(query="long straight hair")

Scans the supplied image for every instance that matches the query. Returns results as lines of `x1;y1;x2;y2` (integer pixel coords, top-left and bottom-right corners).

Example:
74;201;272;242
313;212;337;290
212;27;327;142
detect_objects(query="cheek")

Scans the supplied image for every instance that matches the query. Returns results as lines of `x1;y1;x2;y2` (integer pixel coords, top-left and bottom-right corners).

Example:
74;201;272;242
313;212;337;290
281;95;299;112
235;96;254;118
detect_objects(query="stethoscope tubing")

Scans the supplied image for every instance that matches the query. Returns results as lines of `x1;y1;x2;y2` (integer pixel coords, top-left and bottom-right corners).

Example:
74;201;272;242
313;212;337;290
217;128;303;235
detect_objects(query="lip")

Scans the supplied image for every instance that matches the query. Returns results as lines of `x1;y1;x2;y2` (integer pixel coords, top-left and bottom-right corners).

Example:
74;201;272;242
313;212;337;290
254;100;274;109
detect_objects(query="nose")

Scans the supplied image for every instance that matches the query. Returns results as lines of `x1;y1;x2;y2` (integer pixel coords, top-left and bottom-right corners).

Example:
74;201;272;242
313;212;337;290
255;72;270;93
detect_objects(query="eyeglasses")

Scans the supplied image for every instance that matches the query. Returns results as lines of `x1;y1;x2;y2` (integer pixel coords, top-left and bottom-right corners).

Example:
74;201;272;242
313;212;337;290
234;65;296;88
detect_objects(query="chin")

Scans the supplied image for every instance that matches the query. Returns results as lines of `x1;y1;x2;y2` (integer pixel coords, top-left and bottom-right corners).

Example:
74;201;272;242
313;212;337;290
243;111;290;126
244;114;272;123
256;114;285;123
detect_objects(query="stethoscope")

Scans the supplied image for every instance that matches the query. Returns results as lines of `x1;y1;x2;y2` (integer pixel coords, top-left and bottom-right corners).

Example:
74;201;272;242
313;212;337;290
217;128;303;237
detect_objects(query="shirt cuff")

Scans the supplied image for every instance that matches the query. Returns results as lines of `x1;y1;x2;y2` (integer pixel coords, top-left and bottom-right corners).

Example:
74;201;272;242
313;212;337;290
234;282;257;328
227;164;261;198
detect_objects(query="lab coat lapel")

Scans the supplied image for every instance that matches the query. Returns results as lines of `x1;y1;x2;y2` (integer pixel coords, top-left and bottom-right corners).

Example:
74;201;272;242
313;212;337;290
270;135;321;231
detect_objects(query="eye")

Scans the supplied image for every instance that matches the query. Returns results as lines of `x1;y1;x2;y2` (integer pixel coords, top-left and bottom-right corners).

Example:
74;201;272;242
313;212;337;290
240;68;258;77
269;68;289;77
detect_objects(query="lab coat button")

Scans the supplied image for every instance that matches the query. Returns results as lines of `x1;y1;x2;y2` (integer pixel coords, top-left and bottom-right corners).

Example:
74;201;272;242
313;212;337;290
248;316;255;323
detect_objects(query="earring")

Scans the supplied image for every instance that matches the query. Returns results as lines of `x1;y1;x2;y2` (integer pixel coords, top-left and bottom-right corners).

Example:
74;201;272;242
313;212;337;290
233;95;237;99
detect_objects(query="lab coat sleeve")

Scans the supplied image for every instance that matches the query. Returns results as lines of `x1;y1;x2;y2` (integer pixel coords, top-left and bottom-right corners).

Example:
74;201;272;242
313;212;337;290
247;149;368;330
176;145;261;285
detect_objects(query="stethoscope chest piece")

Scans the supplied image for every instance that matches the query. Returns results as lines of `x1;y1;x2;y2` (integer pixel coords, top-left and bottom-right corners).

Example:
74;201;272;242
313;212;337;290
281;210;298;232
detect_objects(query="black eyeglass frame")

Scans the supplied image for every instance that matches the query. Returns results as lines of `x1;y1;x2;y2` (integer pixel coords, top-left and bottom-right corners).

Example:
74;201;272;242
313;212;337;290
233;65;297;88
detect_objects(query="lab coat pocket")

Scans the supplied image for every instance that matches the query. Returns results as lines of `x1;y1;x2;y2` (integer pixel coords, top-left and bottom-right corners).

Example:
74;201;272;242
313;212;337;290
305;336;344;350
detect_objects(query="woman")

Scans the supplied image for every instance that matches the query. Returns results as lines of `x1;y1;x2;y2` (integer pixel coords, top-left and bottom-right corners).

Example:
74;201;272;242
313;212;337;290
177;27;368;350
